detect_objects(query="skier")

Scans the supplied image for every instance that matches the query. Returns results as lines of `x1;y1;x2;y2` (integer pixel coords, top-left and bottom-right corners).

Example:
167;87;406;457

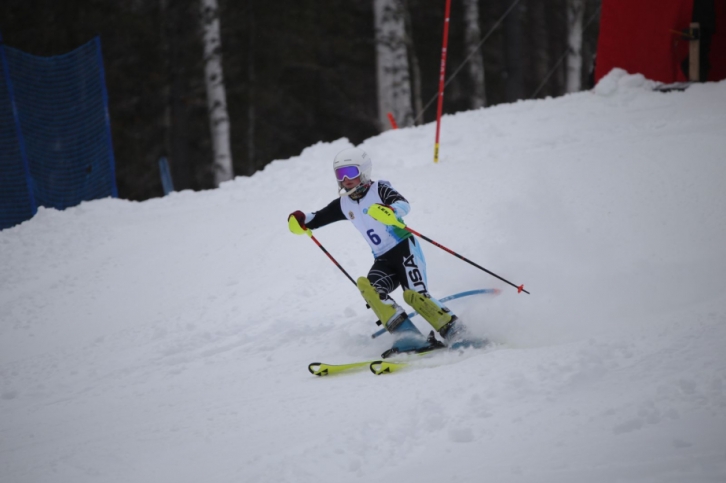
287;147;468;351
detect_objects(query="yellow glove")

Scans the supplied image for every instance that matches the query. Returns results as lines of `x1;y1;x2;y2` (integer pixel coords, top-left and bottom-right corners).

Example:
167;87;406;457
288;211;311;236
366;204;406;229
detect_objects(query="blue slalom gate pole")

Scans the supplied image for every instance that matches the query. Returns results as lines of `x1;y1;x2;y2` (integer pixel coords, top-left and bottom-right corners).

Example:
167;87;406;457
371;288;501;339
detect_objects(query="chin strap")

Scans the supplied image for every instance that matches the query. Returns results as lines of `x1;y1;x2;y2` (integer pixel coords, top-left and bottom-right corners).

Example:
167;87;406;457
338;186;356;197
338;181;372;199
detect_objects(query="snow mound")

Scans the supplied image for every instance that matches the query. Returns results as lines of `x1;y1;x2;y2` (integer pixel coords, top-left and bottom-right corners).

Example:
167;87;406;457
2;72;726;483
594;68;658;96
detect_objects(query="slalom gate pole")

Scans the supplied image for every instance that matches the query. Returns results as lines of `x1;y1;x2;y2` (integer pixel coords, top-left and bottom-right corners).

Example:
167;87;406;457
433;0;453;164
371;288;500;339
405;226;530;294
307;232;357;286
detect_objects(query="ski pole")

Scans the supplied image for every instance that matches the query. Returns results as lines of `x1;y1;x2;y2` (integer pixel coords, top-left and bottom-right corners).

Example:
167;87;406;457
406;227;529;294
289;213;357;286
367;205;530;294
307;231;357;286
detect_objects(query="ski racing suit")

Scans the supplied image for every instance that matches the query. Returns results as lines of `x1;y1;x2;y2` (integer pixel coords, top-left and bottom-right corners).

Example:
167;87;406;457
303;180;436;302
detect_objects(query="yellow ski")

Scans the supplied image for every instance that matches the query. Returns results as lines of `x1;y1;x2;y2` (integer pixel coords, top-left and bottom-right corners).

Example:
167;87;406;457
369;360;409;375
309;345;443;377
308;361;372;376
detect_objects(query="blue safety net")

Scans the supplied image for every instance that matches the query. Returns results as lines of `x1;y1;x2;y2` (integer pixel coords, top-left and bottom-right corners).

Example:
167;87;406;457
0;53;35;229
0;37;117;230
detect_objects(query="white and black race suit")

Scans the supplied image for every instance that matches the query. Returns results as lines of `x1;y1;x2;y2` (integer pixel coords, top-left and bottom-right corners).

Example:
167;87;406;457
304;180;432;299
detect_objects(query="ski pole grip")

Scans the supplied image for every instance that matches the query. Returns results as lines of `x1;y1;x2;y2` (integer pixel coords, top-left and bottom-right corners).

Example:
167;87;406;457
365;204;405;228
288;214;311;236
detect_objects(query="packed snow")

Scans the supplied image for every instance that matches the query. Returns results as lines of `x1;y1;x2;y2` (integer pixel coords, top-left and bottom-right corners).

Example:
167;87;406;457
1;69;725;482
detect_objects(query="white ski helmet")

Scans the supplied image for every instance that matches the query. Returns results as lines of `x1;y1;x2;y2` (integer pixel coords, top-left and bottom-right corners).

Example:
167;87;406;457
332;147;372;192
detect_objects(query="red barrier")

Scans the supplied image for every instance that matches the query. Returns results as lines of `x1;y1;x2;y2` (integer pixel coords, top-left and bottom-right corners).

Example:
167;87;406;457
595;0;697;84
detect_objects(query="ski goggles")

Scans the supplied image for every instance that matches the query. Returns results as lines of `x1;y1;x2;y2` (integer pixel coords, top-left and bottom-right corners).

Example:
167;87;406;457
335;165;361;181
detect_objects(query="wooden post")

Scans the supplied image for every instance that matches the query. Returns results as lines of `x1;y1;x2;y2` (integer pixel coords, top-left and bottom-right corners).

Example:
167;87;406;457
689;22;700;82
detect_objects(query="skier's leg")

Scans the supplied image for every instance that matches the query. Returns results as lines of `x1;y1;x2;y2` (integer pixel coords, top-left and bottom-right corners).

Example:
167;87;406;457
399;238;466;340
356;277;408;332
398;236;431;296
403;290;465;340
357;250;410;332
358;244;430;345
366;264;400;302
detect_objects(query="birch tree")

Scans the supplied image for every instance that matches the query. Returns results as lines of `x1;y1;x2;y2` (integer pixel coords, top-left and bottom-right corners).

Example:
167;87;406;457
401;0;423;124
199;0;233;186
373;0;413;129
504;2;524;101
566;0;585;92
462;0;486;109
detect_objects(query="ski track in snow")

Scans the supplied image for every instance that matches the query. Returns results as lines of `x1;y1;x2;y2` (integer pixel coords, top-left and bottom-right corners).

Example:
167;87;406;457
1;70;726;482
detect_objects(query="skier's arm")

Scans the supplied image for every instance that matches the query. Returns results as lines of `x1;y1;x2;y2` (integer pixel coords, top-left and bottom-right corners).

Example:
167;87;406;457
303;198;346;230
378;181;410;217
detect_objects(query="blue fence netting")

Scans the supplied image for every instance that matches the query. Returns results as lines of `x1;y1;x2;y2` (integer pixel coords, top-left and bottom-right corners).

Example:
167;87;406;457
0;35;117;230
158;157;175;196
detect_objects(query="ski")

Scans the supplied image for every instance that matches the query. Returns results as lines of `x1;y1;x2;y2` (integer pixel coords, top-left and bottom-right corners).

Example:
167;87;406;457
308;342;446;376
309;286;496;377
308;360;374;376
369;359;413;375
308;343;441;376
309;338;490;377
369;338;487;375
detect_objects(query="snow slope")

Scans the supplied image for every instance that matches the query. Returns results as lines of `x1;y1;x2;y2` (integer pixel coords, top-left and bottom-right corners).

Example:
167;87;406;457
1;69;725;482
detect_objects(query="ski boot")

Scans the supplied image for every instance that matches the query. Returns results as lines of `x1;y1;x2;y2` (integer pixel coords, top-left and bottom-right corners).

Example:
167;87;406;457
380;330;445;359
403;290;487;350
356;277;433;357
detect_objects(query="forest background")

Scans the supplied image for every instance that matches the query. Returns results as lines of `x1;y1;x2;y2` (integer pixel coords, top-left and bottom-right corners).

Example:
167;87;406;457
0;0;601;201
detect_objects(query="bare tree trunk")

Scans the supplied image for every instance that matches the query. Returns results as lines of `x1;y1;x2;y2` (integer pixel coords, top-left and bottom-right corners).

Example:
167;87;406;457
531;0;551;98
504;1;524;102
373;0;413;129
164;0;192;191
247;1;256;175
566;0;585;92
401;0;423;124
462;0;486;108
159;0;172;161
199;0;233;186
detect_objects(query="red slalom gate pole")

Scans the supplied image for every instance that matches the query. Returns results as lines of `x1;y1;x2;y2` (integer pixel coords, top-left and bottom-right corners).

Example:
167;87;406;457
433;0;452;164
405;226;530;294
386;112;398;129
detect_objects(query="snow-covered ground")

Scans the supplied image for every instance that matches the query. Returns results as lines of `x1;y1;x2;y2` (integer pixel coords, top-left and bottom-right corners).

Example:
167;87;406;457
1;69;725;483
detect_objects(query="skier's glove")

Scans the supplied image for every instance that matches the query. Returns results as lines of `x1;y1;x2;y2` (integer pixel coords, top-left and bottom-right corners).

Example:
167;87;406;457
367;204;405;228
288;210;310;235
